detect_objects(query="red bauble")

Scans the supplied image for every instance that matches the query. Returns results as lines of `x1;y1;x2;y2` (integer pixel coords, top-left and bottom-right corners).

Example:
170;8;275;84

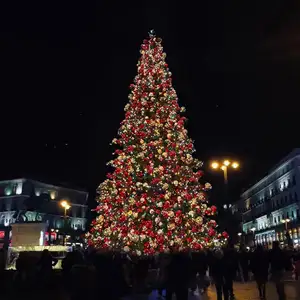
208;228;216;237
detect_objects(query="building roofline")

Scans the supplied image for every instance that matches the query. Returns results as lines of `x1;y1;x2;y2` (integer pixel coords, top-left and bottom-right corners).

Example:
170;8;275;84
241;148;300;198
0;178;88;196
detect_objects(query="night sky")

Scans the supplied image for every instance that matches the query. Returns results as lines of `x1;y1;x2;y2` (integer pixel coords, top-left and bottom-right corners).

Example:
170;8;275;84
1;0;299;206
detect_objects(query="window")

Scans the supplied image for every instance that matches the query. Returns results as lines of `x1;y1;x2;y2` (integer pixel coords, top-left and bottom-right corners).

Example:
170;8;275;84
293;175;296;186
295;192;298;201
292;211;294;219
281;198;283;205
278;216;281;223
285;196;288;203
274;217;276;224
289;193;293;202
297;209;300;219
286;212;289;218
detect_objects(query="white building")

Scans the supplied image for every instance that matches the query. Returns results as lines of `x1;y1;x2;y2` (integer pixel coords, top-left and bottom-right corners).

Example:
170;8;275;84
0;178;88;246
233;149;300;247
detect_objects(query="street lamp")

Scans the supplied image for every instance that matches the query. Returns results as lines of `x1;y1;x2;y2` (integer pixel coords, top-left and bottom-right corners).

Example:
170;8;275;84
211;159;240;184
211;159;240;207
60;200;71;246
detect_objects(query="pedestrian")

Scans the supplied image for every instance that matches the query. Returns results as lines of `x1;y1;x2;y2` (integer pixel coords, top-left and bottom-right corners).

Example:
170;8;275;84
209;248;229;300
165;252;191;300
250;245;269;300
269;241;289;300
239;245;250;283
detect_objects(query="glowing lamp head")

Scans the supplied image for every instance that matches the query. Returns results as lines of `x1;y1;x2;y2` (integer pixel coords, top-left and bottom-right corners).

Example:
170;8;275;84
61;200;71;210
211;162;219;169
221;165;226;171
223;160;230;167
232;162;239;169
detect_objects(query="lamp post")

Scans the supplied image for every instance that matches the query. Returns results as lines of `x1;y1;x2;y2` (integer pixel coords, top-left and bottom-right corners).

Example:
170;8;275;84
60;200;71;246
211;160;240;207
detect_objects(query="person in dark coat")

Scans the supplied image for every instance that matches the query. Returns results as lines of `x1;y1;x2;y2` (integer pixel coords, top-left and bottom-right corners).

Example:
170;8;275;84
239;246;250;282
223;244;238;299
269;241;291;300
165;252;191;300
209;248;229;300
190;250;208;295
250;245;269;300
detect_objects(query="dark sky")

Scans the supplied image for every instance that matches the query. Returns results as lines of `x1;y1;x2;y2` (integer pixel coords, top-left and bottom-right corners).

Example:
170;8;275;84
1;0;300;204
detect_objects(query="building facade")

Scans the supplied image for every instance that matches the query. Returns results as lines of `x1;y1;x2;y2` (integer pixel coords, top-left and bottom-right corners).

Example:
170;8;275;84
233;149;300;247
0;178;88;244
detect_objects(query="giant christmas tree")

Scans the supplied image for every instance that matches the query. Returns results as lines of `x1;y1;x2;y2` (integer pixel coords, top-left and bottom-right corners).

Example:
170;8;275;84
87;31;226;255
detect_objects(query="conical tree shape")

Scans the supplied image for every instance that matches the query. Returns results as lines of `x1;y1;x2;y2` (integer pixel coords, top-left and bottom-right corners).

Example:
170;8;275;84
87;31;226;255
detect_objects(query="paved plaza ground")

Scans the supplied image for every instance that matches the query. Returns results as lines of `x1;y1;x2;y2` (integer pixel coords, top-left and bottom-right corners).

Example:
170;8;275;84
128;281;298;300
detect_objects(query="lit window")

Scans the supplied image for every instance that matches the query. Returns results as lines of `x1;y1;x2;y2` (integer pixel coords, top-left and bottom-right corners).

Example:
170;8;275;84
16;183;22;195
50;191;56;200
35;189;41;196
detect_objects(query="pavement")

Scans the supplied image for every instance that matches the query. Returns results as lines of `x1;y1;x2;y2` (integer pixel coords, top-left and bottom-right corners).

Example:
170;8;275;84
123;282;298;299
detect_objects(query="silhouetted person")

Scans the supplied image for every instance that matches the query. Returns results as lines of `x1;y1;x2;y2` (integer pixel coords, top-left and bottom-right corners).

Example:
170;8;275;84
165;252;191;300
223;244;238;299
132;256;149;294
157;253;171;298
37;249;58;287
269;241;287;300
62;251;84;277
250;245;269;300
93;251;115;299
209;249;229;300
239;246;249;282
15;252;30;289
191;250;208;295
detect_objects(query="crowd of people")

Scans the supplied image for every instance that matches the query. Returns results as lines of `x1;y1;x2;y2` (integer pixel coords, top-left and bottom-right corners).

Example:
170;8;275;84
0;241;299;300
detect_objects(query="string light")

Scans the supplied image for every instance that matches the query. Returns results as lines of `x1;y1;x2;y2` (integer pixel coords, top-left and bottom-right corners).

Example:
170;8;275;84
87;32;227;254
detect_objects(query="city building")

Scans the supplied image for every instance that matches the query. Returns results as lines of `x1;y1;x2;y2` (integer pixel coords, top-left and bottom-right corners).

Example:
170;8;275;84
0;178;88;246
233;149;300;247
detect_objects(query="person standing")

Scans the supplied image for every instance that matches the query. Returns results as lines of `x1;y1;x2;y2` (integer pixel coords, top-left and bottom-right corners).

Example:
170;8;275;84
239;246;250;283
209;248;229;300
269;241;288;300
250;245;269;300
165;252;191;300
223;244;238;300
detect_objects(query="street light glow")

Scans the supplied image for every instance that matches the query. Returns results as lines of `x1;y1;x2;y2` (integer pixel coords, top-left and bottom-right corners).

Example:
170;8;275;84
221;165;226;171
60;200;71;210
211;162;219;169
232;162;239;169
223;160;230;166
238;232;242;236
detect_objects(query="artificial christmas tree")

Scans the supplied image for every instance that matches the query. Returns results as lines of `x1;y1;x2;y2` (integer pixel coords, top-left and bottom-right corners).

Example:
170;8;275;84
87;30;227;255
